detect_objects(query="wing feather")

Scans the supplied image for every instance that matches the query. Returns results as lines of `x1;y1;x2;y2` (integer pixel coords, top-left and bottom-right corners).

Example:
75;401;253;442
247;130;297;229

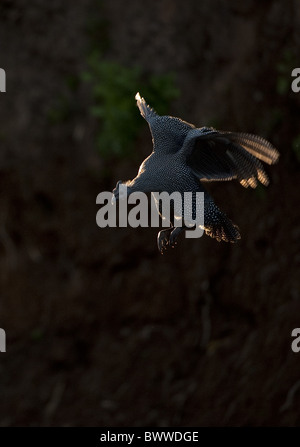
183;128;279;188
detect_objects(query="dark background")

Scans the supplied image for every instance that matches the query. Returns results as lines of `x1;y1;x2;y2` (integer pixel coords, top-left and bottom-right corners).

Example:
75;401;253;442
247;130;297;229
0;0;300;426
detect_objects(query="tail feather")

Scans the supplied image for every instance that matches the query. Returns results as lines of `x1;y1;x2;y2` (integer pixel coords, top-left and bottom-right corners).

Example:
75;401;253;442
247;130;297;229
135;92;157;121
204;198;241;243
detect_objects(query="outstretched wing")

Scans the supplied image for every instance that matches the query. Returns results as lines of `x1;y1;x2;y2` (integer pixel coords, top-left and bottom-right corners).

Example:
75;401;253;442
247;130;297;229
183;127;279;188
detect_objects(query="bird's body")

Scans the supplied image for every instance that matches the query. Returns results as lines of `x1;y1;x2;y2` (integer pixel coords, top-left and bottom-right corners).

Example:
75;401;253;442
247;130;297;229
112;93;279;253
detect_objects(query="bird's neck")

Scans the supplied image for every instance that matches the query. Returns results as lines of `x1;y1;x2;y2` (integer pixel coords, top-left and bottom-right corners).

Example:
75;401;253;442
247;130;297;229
125;171;164;195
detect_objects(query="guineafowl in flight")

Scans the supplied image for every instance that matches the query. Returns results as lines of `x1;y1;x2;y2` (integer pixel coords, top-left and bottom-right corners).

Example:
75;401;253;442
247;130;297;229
112;93;279;253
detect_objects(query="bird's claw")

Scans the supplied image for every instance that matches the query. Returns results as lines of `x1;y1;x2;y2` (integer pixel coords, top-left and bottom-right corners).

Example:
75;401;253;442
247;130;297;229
157;229;172;254
169;235;178;248
157;227;181;253
169;227;182;248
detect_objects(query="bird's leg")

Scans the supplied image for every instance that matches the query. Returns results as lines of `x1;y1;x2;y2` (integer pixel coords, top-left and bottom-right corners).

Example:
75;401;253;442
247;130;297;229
157;227;173;254
156;201;176;254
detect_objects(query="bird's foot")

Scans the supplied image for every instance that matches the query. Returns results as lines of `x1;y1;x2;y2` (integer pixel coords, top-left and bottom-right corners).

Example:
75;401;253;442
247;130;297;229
169;226;185;248
157;226;185;253
157;228;173;254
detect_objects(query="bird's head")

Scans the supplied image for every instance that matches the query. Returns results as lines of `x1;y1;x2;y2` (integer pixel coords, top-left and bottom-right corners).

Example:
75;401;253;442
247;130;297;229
112;180;138;204
111;180;128;204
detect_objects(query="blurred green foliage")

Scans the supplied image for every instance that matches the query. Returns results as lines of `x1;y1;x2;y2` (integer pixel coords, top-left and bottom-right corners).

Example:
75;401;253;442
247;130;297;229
82;50;180;158
47;95;73;124
46;74;80;124
82;0;179;158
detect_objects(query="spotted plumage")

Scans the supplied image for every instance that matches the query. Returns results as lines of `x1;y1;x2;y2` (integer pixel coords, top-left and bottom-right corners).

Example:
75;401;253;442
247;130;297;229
112;93;279;253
